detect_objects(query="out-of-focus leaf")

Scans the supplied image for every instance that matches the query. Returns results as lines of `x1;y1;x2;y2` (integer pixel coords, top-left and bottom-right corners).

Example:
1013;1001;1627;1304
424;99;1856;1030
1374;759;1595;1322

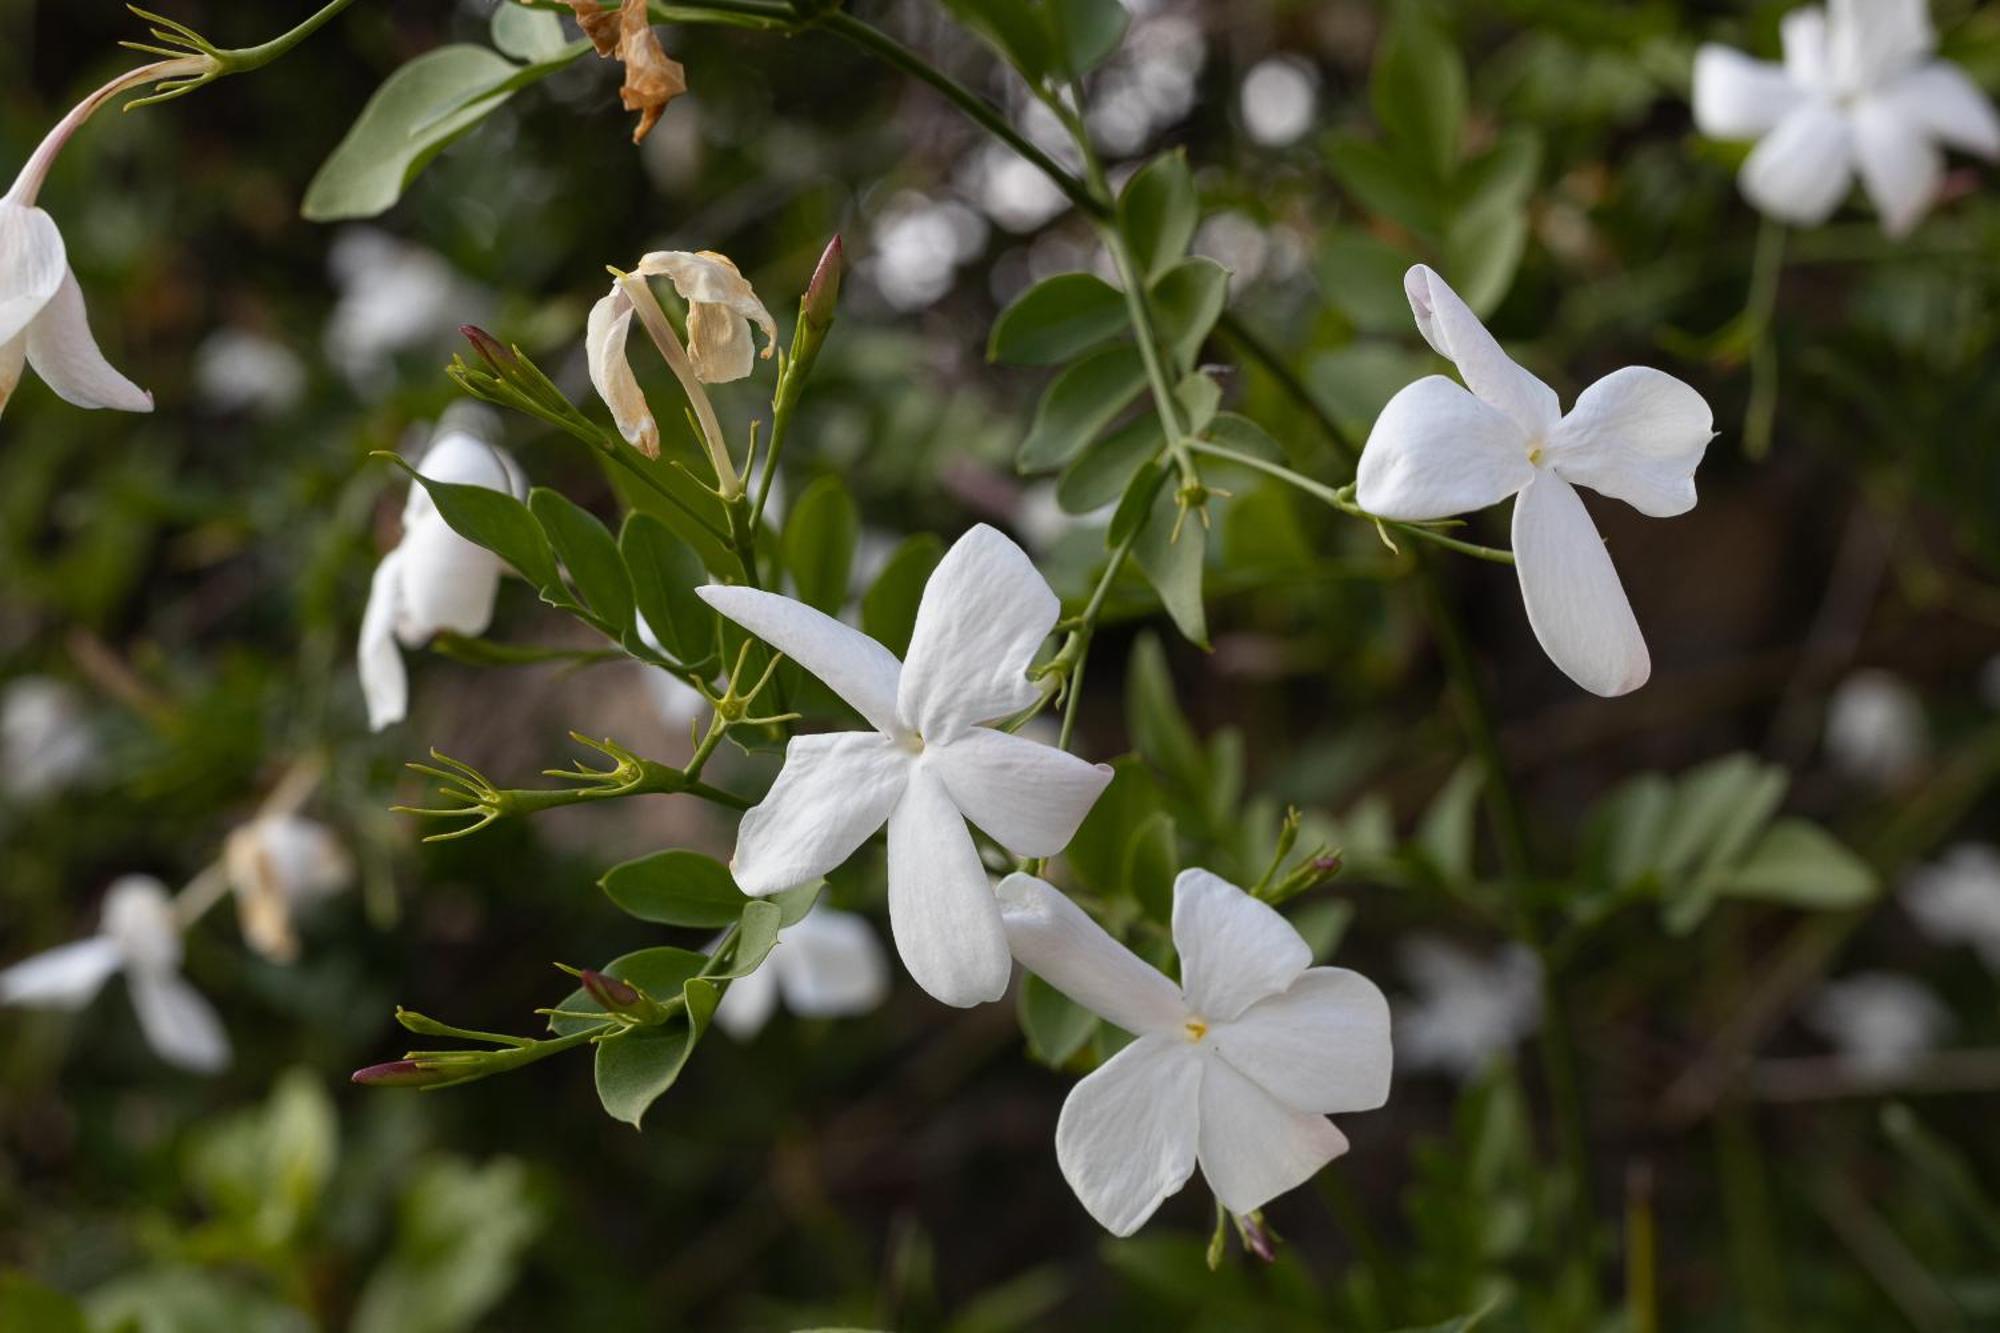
1414;759;1483;884
1120;150;1199;283
0;1276;85;1333
1059;413;1163;514
1371;0;1467;182
861;533;944;656
1327;134;1444;236
491;3;568;61
1124;809;1179;922
1713;819;1878;909
1065;758;1166;897
782;474;860;614
1319;230;1422;333
351;1159;539;1333
1019;345;1148;473
1049;0;1129;77
990;273;1129;365
1127;632;1207;799
1018;972;1099;1065
940;0;1054;82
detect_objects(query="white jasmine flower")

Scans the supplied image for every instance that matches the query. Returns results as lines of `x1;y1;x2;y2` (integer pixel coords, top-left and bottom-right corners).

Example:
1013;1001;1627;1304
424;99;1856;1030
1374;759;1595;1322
1824;668;1927;785
1;676;99;801
998;869;1391;1235
0;875;229;1073
714;903;891;1039
192;327;307;418
1395;937;1542;1081
324;229;487;388
1904;842;2000;969
1357;265;1714;696
696;524;1112;1007
0;62;200;421
357;408;527;731
222;814;353;963
1805;971;1948;1076
1692;0;2000;236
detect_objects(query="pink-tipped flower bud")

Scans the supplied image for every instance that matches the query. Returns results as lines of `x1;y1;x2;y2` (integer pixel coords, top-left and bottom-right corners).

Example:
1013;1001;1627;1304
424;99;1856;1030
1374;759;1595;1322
803;234;843;332
351;1059;454;1088
459;324;517;375
582;968;668;1024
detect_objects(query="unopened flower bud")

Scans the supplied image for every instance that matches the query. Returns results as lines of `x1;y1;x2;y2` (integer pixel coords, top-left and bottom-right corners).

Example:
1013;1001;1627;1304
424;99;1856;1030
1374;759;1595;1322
803;234;843;333
460;324;517;375
582;968;668;1024
351;1058;455;1088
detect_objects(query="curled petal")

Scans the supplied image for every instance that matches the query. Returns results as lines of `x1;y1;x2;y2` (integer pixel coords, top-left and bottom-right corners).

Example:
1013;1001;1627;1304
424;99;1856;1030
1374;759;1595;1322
0;936;122;1008
24;269;151;412
898;524;1057;743
127;967;231;1074
1546;366;1713;518
1692;46;1805;140
1740;101;1853;227
996;873;1186;1037
731;731;910;896
635;250;777;382
358;549;409;732
1511;470;1650;697
1881;62;2000;159
0;203;65;347
929;727;1111;857
1195;1052;1348;1217
1355;375;1533;522
1211;968;1394;1115
1851;97;1942;238
1054;1034;1202;1235
696;584;907;737
586;285;660;457
884;767;1010;1007
1403;264;1560;439
1172;869;1311;1024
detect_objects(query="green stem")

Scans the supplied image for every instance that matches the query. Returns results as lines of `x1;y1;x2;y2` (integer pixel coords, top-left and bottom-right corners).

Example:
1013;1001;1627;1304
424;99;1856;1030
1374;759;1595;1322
1742;217;1786;461
215;0;359;71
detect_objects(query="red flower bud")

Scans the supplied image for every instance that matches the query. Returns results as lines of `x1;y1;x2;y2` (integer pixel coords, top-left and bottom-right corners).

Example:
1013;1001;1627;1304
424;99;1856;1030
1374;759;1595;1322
351;1059;455;1088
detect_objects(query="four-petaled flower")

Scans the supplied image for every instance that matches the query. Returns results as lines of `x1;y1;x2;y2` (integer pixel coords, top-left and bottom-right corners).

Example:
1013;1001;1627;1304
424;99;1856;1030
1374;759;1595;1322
358;408;527;731
1693;0;2000;236
713;902;891;1039
998;868;1391;1235
697;523;1112;1007
0;875;230;1073
1357;265;1714;697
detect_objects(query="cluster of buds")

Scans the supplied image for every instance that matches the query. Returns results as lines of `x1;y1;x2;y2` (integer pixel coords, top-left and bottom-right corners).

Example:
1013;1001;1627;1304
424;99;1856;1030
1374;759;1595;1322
1252;806;1343;905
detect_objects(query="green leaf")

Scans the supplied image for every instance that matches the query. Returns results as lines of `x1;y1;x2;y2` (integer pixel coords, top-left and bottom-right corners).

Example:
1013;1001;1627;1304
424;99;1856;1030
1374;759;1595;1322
1150;258;1230;373
1132;477;1208;648
1414;759;1483;884
714;899;785;977
1204;411;1286;462
1018;345;1148;473
1714;819;1879;910
1064;758;1165;897
1326;134;1444;236
0;1275;87;1333
1317;230;1423;333
990;273;1130;366
1124;810;1179;922
1371;0;1466;182
783;474;860;614
939;0;1054;82
1106;460;1165;550
1174;372;1221;435
491;3;568;61
303;46;528;222
548;945;706;1035
1445;200;1528;319
593;979;717;1127
861;533;944;657
389;457;559;592
620;512;711;665
1119;150;1199;284
770;881;822;927
1058;413;1163;515
1048;0;1129;77
1126;632;1207;799
530;488;635;636
601;850;754;927
1018;972;1099;1065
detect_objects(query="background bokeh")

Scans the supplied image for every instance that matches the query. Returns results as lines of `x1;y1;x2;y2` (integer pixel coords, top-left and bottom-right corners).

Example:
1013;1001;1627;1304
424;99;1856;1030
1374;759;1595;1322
5;0;2000;1328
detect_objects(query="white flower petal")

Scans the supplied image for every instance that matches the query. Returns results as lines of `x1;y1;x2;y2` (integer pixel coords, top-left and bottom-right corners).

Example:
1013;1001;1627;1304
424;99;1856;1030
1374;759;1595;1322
635;250;777;383
1355;375;1534;522
23;269;151;412
1852;96;1943;237
1739;100;1853;227
1511;470;1650;697
997;872;1187;1037
1210;968;1393;1115
776;907;891;1018
127;967;231;1073
1692;46;1806;140
1172;869;1312;1024
884;766;1011;1007
0;203;66;347
396;520;506;642
1782;8;1832;93
1828;0;1933;96
0;333;25;421
0;936;121;1008
697;584;907;737
1195;1050;1349;1217
1402;265;1560;439
929;727;1111;857
1546;366;1714;517
732;731;910;895
359;547;410;732
1054;1034;1202;1235
1881;62;2000;159
100;875;182;973
586;285;660;456
897;524;1057;743
416;427;523;495
713;964;780;1039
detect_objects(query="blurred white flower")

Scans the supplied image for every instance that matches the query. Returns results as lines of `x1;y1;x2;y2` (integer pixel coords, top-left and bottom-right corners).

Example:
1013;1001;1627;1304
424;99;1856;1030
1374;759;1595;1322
961;144;1072;234
1;676;99;801
697;524;1111;1007
1240;55;1319;147
1824;669;1927;785
713;903;890;1039
192;327;306;417
358;408;527;731
1904;842;2000;969
1357;265;1714;696
999;869;1392;1235
1692;0;2000;236
863;194;989;312
0;62;190;421
0;875;230;1073
223;814;353;963
1805;971;1948;1076
325;229;486;388
1395;937;1542;1081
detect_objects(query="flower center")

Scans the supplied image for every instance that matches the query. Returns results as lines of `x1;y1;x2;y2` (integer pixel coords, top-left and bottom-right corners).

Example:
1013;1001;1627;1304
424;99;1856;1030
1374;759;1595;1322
899;731;926;755
1183;1017;1209;1043
1525;440;1545;466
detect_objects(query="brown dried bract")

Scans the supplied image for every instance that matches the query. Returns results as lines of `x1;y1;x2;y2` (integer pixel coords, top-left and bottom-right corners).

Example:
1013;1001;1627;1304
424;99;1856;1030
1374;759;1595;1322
559;0;687;143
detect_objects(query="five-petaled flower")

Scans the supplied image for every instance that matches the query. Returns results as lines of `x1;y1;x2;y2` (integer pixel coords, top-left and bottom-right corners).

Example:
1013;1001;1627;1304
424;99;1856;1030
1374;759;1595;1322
358;408;528;731
1357;265;1715;697
998;868;1392;1235
1692;0;2000;236
0;875;230;1073
698;523;1112;1008
713;902;891;1039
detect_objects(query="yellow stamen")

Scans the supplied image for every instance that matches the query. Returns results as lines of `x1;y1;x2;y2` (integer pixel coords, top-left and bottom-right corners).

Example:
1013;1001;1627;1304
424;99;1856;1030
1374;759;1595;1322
1184;1018;1209;1042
